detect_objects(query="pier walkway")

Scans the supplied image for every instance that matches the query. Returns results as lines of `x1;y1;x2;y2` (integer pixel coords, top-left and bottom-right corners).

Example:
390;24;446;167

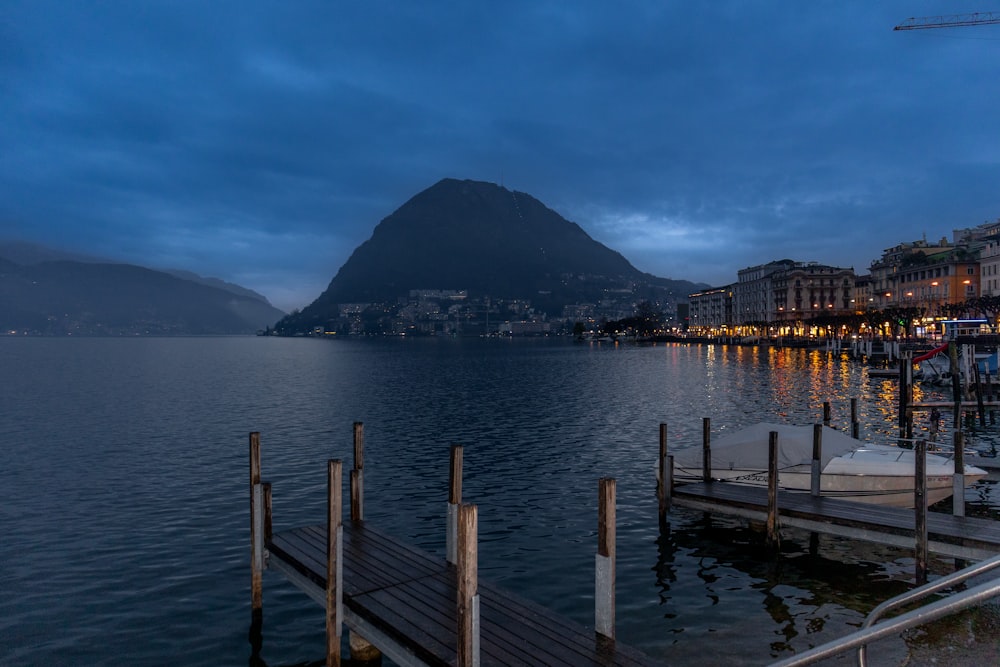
251;430;660;667
266;522;656;667
670;481;1000;561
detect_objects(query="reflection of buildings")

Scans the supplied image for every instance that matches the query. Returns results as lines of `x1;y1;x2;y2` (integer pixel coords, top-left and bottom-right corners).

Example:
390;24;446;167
654;513;917;654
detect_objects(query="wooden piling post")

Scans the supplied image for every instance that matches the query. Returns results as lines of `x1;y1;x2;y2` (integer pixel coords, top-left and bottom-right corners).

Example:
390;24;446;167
987;362;997;424
810;424;823;497
767;431;780;549
949;342;963;435
263;482;272;543
457;503;480;667
596;478;616;641
973;362;987;428
914;440;928;585
702;417;712;483
448;445;464;565
351;422;364;522
327;459;344;667
823;401;831;427
250;432;264;613
898;357;911;446
657;423;669;522
952;431;965;518
346;423;380;663
850;397;860;439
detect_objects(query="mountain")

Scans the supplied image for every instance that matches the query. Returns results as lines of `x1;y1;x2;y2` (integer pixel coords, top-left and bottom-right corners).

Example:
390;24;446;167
278;178;704;332
0;258;286;335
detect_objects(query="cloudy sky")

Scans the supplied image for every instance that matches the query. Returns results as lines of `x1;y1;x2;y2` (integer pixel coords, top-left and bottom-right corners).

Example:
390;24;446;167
2;2;998;312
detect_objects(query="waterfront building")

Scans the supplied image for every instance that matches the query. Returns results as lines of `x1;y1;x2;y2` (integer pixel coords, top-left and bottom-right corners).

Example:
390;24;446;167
980;235;1000;297
770;263;856;331
853;274;874;312
733;260;797;329
869;238;954;310
870;237;980;314
687;286;732;334
732;260;855;336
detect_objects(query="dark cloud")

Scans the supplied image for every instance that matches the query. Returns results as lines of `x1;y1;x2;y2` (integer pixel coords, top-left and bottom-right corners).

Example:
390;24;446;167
2;1;998;309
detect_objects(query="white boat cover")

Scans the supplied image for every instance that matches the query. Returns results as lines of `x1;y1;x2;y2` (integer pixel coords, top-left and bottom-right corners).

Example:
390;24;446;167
673;422;861;470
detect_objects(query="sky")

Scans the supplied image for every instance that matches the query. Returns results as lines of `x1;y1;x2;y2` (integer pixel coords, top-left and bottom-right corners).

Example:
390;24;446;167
2;2;999;312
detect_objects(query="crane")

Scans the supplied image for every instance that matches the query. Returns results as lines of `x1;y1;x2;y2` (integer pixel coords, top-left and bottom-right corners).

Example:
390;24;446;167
894;11;1000;30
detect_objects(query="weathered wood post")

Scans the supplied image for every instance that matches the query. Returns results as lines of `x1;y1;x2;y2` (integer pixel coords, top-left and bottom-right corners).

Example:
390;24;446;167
347;423;380;664
702;417;712;483
949;342;963;435
988;365;997;424
350;422;364;522
767;431;780;549
263;482;272;543
952;431;965;518
810;423;823;497
657;423;669;523
250;432;264;614
898;357;911;446
249;432;265;659
973;362;987;428
457;503;480;667
448;445;464;564
823;401;832;427
850;397;860;439
596;477;616;642
914;440;928;585
327;459;344;667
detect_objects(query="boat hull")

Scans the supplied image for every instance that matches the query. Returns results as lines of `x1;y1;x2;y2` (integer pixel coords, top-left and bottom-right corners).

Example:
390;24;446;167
675;466;975;507
670;423;989;508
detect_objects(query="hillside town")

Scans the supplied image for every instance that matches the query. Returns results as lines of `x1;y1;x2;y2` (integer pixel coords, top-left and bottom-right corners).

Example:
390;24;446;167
688;219;1000;342
298;219;1000;339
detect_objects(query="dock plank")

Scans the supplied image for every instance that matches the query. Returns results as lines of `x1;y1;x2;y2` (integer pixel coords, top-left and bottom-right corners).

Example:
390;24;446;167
267;523;659;666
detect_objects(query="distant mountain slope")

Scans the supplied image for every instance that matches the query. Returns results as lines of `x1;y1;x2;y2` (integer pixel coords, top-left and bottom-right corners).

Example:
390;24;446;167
162;269;275;306
280;178;703;331
0;259;285;335
0;240;277;307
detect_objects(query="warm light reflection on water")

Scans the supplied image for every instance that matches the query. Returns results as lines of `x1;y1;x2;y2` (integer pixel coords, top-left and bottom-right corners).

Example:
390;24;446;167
1;337;996;666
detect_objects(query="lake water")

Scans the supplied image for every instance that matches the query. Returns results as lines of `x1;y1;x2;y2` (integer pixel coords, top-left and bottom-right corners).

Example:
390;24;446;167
2;337;997;666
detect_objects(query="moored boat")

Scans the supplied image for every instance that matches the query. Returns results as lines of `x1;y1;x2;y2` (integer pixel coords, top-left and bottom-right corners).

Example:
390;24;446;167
672;422;988;508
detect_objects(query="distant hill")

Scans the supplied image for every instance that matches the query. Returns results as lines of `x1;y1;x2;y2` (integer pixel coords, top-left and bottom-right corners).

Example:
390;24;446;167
0;240;276;306
0;258;285;335
278;178;704;332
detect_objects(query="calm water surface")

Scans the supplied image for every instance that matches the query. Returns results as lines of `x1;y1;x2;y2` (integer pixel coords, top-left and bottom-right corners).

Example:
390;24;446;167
1;337;997;666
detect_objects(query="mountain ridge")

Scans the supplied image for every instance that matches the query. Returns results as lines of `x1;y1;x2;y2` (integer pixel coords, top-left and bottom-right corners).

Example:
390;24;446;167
0;256;285;335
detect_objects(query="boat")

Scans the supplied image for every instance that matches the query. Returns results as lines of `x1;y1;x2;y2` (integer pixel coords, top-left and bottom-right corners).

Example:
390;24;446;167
914;344;1000;386
672;422;988;508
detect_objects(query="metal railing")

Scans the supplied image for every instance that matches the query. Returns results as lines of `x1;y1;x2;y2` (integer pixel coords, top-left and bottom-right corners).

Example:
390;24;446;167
769;554;1000;667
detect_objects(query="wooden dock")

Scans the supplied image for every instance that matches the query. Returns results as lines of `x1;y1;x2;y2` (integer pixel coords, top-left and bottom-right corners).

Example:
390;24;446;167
250;429;660;667
656;418;1000;587
266;522;655;666
669;481;1000;562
